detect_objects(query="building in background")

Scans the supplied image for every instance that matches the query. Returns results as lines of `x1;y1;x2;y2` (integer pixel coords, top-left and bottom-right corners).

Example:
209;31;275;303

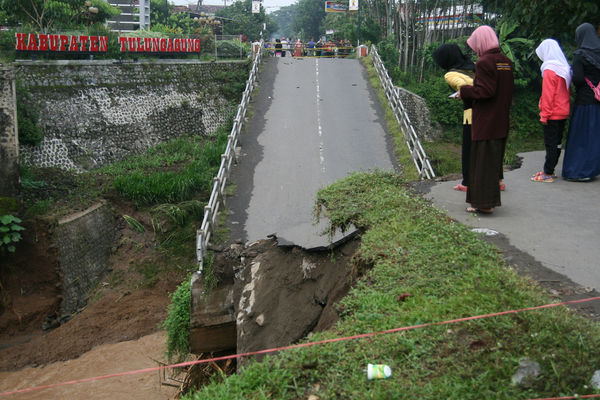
106;0;151;32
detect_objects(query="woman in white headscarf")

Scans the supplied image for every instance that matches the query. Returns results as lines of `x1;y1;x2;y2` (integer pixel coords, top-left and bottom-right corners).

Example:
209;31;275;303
561;22;600;182
530;39;571;183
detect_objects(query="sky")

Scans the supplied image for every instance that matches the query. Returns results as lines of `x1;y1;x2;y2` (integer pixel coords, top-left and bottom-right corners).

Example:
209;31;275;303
170;0;297;12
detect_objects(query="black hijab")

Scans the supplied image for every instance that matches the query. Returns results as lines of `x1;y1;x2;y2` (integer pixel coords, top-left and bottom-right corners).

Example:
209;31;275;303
574;22;600;69
432;44;475;72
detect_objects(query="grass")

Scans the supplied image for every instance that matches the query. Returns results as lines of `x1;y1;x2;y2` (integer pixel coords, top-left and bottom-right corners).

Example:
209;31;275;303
362;55;420;181
100;130;231;206
184;171;600;399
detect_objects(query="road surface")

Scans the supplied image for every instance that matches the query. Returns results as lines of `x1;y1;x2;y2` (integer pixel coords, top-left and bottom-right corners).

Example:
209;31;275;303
227;56;397;248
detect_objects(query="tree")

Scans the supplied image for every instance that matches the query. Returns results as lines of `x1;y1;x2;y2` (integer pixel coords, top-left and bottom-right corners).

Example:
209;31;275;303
150;0;171;27
480;0;600;46
293;0;324;40
0;0;119;31
216;0;278;41
271;4;296;40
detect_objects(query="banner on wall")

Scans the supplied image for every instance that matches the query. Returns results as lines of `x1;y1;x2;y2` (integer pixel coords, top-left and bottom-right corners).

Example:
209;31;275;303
15;33;202;54
15;33;108;53
118;37;201;53
349;0;358;11
325;1;348;12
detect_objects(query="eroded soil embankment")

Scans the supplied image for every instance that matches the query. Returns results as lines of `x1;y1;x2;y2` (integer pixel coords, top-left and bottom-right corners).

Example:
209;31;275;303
191;236;362;364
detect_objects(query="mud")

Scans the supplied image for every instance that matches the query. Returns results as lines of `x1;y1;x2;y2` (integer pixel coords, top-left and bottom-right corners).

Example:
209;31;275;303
0;331;178;400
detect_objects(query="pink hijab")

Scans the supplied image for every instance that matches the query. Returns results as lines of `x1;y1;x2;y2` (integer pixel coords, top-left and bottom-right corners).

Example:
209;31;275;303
467;25;499;56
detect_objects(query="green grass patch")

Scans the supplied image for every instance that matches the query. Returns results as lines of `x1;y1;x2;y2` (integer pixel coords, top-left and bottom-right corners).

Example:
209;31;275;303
185;171;600;399
163;277;192;362
101;130;230;206
422;140;462;177
362;56;420;181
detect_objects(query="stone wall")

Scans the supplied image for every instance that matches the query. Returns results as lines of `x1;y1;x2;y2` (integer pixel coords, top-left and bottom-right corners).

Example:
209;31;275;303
397;87;442;141
15;60;248;171
0;66;19;204
54;201;117;316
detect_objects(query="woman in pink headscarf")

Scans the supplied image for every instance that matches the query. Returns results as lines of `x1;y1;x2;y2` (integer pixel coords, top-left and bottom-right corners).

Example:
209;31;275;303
459;25;514;214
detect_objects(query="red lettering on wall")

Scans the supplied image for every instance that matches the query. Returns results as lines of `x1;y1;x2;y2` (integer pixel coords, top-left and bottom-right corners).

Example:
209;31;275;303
38;34;49;51
49;35;59;51
27;33;38;51
173;38;180;52
89;36;99;52
194;39;200;52
79;36;88;51
127;37;137;52
118;37;128;52
136;37;143;52
15;33;26;51
59;35;69;51
152;38;160;52
166;38;173;52
69;35;79;52
98;36;107;52
144;38;152;52
159;39;167;52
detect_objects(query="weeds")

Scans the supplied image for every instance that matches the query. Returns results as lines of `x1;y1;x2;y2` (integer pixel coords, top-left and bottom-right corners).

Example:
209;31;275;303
123;215;145;233
163;277;192;362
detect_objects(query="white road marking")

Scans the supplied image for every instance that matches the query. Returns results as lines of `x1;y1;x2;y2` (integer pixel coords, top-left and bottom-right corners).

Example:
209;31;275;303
315;59;325;173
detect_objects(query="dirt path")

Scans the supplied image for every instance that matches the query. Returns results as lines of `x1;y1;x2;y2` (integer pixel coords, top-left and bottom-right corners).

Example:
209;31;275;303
0;331;178;399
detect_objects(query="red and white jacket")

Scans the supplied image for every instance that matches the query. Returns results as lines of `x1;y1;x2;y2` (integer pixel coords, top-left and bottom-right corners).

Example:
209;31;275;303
539;69;570;123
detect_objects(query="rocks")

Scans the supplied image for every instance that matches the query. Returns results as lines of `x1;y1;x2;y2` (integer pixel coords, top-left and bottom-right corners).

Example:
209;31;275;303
591;370;600;389
511;358;541;387
15;62;248;171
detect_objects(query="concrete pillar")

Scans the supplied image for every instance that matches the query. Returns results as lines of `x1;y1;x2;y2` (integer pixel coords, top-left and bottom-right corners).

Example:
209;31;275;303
0;66;20;213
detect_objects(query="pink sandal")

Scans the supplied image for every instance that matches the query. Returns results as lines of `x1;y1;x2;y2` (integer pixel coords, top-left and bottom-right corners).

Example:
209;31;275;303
531;173;554;183
453;183;467;192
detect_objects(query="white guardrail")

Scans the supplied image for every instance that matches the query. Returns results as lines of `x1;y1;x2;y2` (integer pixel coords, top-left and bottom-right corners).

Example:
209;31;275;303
370;45;435;179
195;40;263;273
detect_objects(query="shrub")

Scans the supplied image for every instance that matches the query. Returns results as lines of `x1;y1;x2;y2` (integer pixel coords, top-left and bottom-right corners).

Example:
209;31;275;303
16;87;43;146
0;214;25;254
163;278;191;362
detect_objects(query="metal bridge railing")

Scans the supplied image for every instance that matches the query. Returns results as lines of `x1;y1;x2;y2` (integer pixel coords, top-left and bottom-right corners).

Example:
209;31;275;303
195;40;263;273
370;45;435;180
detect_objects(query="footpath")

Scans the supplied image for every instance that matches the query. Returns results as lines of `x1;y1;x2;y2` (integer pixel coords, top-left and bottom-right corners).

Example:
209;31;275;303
425;150;600;316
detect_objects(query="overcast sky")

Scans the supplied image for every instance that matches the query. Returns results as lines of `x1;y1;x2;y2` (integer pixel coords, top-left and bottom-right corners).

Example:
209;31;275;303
170;0;297;12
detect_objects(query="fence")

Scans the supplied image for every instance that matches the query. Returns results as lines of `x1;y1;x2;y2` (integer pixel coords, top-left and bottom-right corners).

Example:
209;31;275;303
195;40;263;273
370;45;435;179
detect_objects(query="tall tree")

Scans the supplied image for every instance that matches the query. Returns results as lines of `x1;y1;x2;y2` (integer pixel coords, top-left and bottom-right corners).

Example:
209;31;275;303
480;0;600;45
293;0;325;40
150;0;171;27
271;4;296;40
1;0;119;31
216;0;278;41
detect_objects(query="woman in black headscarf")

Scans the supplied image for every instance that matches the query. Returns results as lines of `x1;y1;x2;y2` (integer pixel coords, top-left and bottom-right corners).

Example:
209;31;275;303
562;22;600;182
433;44;476;192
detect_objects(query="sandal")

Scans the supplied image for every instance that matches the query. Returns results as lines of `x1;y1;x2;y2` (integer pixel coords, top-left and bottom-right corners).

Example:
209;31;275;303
466;207;493;214
532;171;556;179
453;183;467;192
531;173;554;183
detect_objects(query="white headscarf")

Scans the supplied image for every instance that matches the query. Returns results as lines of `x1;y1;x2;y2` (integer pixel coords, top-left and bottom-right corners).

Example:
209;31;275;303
535;39;572;90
